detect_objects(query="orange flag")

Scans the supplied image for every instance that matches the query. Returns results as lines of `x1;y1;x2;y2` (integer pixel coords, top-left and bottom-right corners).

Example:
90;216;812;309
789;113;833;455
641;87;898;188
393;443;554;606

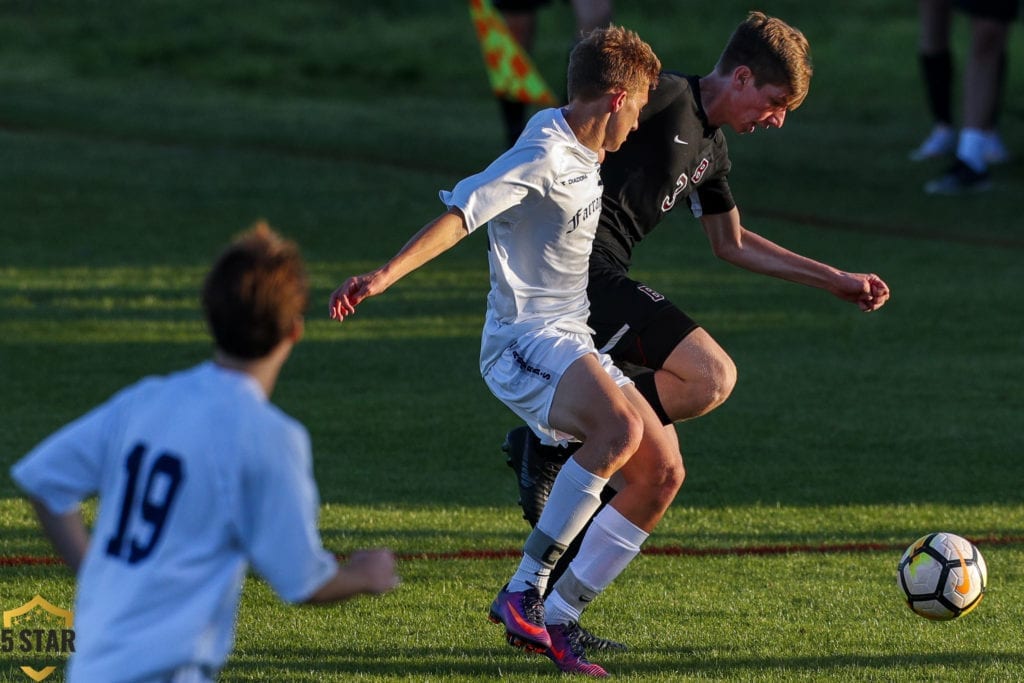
468;0;557;105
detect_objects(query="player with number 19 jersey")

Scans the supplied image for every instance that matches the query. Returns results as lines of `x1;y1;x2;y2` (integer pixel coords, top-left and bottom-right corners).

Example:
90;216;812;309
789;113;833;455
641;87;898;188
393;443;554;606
11;361;338;682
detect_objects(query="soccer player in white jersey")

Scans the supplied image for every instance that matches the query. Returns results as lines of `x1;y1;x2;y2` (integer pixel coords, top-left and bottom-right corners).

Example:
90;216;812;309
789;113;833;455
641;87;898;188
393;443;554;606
329;26;666;677
11;224;399;683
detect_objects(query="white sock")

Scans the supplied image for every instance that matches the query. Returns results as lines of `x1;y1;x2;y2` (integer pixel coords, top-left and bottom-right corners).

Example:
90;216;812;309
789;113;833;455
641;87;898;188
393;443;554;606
957;128;989;173
545;505;649;624
508;458;608;594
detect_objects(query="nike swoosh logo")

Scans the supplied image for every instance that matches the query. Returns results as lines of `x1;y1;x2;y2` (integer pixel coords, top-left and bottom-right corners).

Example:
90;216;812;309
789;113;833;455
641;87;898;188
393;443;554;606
504;599;545;635
673;135;688;145
954;548;972;595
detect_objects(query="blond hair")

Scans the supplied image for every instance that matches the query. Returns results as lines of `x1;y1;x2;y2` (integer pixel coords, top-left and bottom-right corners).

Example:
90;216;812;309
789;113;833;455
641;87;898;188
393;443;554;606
567;25;662;101
716;11;812;109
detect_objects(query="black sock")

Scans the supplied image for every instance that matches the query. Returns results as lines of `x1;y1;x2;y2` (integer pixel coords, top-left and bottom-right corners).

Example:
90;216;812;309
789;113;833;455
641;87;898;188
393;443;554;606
498;98;526;148
920;50;953;125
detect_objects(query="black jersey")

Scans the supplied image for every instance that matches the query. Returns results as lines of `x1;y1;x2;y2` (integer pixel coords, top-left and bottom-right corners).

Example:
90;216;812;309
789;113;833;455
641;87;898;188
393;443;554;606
592;72;735;272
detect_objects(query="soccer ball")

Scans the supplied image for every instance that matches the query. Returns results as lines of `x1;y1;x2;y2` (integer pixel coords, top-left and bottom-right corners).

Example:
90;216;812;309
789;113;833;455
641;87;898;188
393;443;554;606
897;532;987;620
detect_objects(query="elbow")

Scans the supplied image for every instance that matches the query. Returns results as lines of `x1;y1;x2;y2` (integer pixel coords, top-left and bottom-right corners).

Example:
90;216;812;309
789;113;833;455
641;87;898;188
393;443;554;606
710;241;740;262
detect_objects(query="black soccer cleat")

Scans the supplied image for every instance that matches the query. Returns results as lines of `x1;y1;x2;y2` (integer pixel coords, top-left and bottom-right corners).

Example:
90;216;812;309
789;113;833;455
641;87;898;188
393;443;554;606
502;426;578;527
543;622;609;677
924;159;992;195
575;623;628;652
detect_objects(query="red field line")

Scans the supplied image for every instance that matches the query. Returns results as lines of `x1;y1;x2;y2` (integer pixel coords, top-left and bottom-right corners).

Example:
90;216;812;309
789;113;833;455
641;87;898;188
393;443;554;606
5;535;1022;567
1;556;64;567
395;534;1024;562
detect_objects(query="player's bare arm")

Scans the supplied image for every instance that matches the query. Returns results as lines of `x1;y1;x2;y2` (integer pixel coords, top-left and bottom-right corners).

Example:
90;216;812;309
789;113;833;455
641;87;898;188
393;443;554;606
700;208;891;312
29;499;89;574
305;548;400;604
328;208;470;321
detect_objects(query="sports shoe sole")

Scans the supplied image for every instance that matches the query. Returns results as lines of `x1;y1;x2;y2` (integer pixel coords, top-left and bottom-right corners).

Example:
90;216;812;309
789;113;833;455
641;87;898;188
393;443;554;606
487;610;549;654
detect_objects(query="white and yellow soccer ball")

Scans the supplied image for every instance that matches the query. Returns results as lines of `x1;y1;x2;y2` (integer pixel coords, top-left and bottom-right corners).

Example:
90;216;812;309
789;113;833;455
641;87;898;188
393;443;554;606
897;532;987;620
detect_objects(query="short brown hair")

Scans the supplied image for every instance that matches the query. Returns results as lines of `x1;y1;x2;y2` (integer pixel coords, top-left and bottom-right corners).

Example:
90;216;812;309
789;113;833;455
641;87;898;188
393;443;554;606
567;25;662;101
716;11;812;109
202;222;308;359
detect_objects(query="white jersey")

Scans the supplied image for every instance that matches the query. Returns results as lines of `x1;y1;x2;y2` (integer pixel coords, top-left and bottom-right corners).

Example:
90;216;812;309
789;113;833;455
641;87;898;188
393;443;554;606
10;362;338;683
439;107;604;372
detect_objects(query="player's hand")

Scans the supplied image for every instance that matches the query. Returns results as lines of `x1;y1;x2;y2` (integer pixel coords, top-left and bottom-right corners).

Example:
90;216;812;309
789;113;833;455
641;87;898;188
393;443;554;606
856;273;890;312
346;548;400;595
328;273;376;322
834;272;890;312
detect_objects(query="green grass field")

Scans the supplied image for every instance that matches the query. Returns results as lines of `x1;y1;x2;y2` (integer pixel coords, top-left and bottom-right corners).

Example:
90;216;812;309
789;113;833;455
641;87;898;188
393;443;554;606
2;1;1024;680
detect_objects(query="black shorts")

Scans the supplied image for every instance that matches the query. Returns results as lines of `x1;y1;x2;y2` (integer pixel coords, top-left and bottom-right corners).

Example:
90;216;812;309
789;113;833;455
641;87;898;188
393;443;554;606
955;0;1020;22
588;269;699;370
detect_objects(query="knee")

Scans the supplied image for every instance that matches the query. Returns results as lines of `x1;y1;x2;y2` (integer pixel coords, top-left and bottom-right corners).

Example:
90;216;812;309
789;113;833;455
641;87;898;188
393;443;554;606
591;406;645;469
709;354;738;409
644;454;686;507
692;353;737;415
661;458;686;497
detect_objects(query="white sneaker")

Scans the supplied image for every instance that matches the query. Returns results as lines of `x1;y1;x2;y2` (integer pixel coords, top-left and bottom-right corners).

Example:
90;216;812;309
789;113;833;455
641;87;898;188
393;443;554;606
984;133;1011;165
909;126;956;162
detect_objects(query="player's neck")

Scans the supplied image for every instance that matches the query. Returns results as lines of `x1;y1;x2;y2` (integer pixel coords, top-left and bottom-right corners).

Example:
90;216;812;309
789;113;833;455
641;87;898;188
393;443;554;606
213;343;292;398
562;102;607;158
697;72;728;128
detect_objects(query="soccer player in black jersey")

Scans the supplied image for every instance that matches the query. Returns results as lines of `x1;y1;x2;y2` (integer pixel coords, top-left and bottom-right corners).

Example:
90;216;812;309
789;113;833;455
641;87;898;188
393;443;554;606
503;11;891;656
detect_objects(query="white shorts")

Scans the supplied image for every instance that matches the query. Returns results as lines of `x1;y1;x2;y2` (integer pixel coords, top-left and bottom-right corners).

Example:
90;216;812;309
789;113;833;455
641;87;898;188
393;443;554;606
482;326;631;446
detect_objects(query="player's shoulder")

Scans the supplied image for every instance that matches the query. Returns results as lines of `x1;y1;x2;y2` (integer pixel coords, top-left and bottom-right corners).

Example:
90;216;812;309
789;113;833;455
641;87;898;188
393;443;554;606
255;401;308;444
242;392;310;457
656;71;695;98
509;109;598;180
120;363;230;413
190;362;309;446
641;71;698;124
102;368;181;412
523;109;589;157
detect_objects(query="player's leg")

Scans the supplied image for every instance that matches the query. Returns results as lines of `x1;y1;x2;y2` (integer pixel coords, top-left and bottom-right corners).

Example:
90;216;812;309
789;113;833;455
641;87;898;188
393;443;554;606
510;324;724;556
926;4;1014;193
534;314;731;582
490;342;642;652
570;0;613;38
515;350;644;575
652;327;737;423
502;426;628;652
983;48;1010;164
958;15;1012;164
543;384;684;674
502;276;729;578
496;277;716;654
559;382;682;532
910;0;957;161
587;272;737;424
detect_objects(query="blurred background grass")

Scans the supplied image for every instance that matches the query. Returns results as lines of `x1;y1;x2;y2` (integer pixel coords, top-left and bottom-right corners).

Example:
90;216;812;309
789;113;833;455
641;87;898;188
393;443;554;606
3;0;1021;510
